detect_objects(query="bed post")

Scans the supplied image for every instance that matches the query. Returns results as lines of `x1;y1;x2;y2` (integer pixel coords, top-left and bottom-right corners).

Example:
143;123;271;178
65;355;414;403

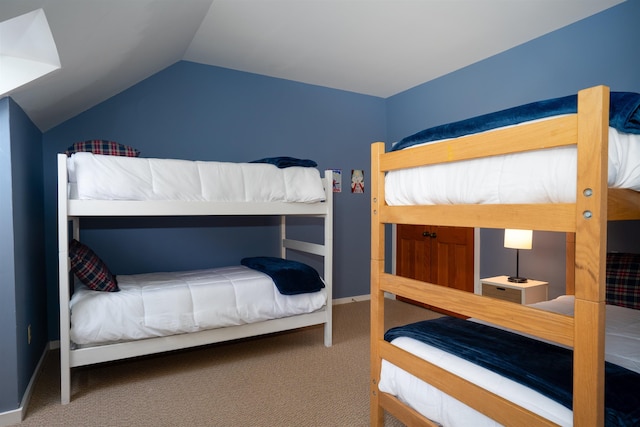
565;232;575;295
278;170;333;348
57;153;71;404
322;170;334;347
370;142;386;426
279;215;286;259
573;85;608;426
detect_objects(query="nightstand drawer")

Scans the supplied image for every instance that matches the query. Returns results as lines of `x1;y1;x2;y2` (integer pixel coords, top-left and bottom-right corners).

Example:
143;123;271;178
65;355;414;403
482;283;521;303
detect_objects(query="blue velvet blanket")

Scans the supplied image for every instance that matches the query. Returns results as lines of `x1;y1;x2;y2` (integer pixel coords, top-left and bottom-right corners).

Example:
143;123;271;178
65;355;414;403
392;91;640;151
250;156;317;168
385;317;640;426
241;256;325;295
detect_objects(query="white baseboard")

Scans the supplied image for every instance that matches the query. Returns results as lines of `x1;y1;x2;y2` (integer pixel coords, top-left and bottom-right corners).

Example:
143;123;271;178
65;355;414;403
384;292;397;300
332;293;397;305
0;343;50;427
332;294;370;305
0;407;21;427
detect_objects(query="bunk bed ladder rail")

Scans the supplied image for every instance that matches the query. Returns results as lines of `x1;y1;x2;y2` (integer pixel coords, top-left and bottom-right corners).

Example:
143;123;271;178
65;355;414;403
279;169;334;347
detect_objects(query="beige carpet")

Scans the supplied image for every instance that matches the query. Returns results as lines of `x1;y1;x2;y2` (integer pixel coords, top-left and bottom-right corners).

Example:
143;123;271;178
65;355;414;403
17;299;440;427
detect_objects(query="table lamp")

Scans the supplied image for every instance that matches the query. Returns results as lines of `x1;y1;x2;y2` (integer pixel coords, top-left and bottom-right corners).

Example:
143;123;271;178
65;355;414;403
504;229;533;283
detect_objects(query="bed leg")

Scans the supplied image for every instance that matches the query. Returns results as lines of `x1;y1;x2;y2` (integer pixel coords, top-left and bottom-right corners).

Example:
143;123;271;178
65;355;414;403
371;388;384;427
323;321;332;347
60;362;70;404
323;301;333;347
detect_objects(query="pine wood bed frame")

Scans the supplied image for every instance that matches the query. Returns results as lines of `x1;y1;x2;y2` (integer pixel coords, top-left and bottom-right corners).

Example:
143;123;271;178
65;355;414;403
370;85;640;426
57;154;333;404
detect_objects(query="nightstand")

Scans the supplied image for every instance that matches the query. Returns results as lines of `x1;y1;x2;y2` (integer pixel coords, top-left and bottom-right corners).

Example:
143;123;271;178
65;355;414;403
481;275;548;304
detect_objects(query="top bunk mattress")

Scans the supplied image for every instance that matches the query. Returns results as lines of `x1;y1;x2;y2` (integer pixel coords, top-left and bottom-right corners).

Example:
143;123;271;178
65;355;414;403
386;91;640;206
66;153;327;203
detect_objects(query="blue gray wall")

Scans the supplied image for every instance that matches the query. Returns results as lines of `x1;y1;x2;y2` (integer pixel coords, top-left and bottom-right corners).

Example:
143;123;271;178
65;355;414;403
0;98;47;412
385;0;640;298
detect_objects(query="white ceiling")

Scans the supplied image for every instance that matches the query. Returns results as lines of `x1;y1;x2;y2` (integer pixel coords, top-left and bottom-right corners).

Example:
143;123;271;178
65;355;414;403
0;0;625;131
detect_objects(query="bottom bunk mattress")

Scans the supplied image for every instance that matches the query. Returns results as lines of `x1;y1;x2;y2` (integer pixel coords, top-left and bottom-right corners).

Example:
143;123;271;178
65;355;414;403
378;297;640;427
70;265;327;346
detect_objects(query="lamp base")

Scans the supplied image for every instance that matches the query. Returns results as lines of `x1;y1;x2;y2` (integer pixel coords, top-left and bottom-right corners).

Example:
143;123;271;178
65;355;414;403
507;276;528;283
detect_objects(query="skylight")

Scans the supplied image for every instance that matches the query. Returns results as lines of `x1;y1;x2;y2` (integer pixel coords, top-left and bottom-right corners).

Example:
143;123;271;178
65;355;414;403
0;9;60;96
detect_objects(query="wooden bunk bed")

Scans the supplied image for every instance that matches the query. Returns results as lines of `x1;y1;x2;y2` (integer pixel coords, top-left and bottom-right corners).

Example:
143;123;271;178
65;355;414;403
370;85;640;426
58;153;333;404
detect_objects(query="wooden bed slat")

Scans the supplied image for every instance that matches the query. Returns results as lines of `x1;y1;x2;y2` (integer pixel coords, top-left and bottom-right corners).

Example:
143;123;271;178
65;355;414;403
607;188;640;220
379;115;577;172
380;273;574;347
381;203;576;232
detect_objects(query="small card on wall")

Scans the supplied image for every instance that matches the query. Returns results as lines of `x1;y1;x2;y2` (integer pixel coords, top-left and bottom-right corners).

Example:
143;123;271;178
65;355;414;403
351;169;364;193
332;169;342;193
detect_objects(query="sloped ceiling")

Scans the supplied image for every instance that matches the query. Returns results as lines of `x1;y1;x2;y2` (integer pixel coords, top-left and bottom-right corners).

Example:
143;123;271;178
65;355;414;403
0;0;625;131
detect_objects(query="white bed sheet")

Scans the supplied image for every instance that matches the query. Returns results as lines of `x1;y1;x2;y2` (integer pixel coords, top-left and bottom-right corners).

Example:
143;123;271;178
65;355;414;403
386;125;640;206
378;297;640;426
67;152;327;203
70;265;327;346
528;295;640;373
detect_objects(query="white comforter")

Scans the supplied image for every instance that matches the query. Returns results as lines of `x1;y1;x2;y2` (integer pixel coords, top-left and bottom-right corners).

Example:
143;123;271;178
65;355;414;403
70;265;327;345
378;296;640;427
386;125;640;205
67;152;327;203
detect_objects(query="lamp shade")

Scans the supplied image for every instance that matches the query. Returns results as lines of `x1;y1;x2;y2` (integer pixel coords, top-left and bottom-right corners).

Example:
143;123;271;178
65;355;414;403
504;229;532;250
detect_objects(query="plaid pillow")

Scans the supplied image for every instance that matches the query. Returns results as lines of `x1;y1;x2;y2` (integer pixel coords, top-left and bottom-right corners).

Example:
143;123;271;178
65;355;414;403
606;252;640;310
69;239;119;292
64;140;140;157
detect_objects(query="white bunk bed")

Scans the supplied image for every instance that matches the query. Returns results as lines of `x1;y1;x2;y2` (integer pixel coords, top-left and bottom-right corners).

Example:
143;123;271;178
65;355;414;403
57;152;333;404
